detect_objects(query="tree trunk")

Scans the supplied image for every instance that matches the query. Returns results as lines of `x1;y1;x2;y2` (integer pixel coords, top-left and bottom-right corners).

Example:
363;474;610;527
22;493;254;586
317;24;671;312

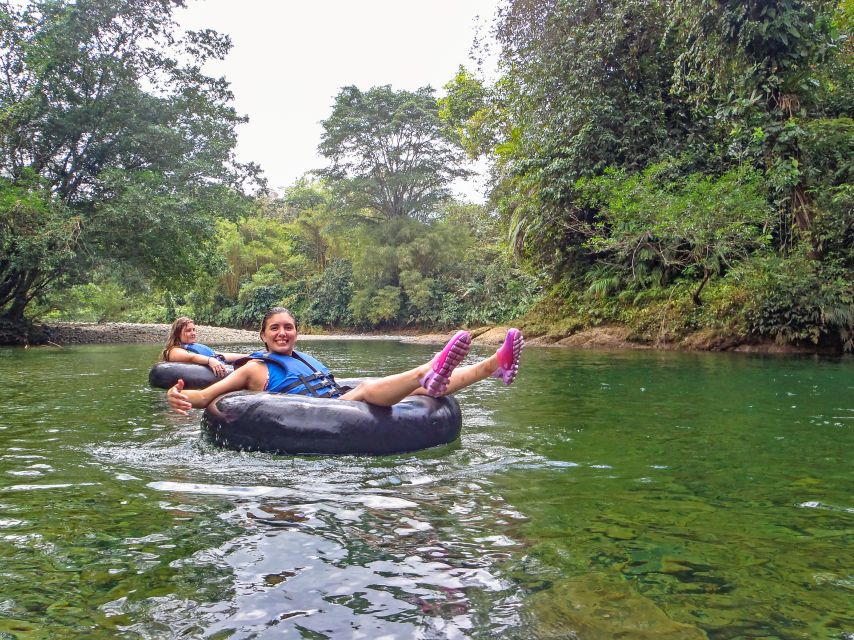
692;267;711;306
792;184;820;259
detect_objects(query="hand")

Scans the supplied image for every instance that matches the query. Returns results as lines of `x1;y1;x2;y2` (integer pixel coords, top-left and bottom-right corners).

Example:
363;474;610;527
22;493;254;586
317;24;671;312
167;379;192;415
208;356;226;377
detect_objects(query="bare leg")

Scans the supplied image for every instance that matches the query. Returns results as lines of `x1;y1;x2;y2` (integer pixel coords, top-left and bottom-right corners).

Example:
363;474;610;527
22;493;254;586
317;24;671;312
345;352;501;404
411;328;524;396
340;329;523;406
341;330;471;405
340;361;434;406
433;354;500;395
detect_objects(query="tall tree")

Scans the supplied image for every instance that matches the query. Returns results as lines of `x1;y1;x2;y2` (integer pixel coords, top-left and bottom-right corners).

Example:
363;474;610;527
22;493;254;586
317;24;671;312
318;85;471;222
0;0;260;339
671;0;843;245
487;0;693;274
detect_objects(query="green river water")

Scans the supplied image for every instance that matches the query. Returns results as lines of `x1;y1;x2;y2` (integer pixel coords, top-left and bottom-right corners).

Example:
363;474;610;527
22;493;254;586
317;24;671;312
0;341;851;639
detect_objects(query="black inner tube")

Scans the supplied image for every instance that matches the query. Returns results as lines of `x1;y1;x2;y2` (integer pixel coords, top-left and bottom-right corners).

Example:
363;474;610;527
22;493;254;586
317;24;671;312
202;382;462;456
150;366;463;456
149;362;221;389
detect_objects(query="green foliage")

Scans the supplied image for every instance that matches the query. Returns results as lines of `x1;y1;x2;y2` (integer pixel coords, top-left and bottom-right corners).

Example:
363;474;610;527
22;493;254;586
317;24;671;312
672;0;836;109
211;266;298;329
670;0;849;246
350;286;401;326
343;217;463;325
0;0;258;332
580;161;774;302
3;0;847;354
0;176;78;320
800;118;854;189
303;259;354;327
287;201;539;329
37;282;129;322
467;0;852;351
279;177;332;220
438;66;496;158
491;0;692;255
810;183;854;264
290;208;333;272
318;85;472;221
215;216;311;300
734;252;853;349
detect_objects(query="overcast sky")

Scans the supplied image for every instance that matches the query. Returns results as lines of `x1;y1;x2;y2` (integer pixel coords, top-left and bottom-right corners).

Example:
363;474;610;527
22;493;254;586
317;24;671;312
178;0;500;201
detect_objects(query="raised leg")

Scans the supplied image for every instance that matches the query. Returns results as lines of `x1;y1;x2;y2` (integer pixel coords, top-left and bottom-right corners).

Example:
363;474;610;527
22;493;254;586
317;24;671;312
341;331;471;405
341;329;523;405
422;328;525;395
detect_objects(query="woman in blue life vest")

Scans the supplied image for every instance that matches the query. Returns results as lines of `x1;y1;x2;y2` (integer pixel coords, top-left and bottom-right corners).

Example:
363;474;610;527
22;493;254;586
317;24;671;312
166;307;524;414
161;317;249;379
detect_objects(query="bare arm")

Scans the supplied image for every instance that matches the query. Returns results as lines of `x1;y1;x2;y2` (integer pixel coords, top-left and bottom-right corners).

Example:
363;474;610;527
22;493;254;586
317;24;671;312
166;346;231;378
166;361;267;414
166;346;211;365
216;351;251;364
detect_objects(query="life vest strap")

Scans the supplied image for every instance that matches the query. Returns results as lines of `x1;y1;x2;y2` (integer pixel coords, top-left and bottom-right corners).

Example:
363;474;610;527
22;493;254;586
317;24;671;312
288;352;343;397
277;371;341;398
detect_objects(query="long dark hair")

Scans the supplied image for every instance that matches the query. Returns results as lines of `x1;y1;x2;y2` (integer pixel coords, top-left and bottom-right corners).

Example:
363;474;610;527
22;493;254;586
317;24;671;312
162;316;193;361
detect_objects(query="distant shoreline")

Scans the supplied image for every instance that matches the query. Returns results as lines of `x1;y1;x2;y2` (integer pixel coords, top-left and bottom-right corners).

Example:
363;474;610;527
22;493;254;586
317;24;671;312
38;321;829;354
40;322;508;347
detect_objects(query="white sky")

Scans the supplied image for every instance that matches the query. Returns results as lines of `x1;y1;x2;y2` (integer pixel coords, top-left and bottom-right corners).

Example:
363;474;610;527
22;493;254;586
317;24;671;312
178;0;500;201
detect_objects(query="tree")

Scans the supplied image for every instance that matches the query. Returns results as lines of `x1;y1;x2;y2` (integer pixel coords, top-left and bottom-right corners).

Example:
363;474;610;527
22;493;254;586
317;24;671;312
580;161;773;304
438;66;496;158
671;0;843;245
0;0;260;339
485;0;695;275
214;216;309;301
318;85;472;222
0;175;77;327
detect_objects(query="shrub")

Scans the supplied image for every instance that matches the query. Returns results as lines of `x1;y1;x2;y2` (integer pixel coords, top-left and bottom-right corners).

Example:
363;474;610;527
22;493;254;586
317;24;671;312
303;259;354;327
735;253;853;350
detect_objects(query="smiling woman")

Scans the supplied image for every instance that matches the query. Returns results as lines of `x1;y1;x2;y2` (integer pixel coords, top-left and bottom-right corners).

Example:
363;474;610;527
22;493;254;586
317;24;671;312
166;306;524;413
161;316;247;378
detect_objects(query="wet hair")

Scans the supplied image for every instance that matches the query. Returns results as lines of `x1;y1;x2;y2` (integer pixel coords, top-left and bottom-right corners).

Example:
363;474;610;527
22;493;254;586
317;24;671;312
162;316;194;361
259;307;298;350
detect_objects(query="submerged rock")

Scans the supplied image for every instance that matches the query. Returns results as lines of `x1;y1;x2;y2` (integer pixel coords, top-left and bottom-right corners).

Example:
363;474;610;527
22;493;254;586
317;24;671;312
528;573;707;639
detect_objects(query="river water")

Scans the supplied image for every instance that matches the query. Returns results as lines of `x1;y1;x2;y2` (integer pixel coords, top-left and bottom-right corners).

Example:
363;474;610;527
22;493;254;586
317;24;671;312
0;341;851;639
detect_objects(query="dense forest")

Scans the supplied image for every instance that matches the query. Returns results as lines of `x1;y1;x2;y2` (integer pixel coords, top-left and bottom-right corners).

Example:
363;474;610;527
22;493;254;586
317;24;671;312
1;0;852;351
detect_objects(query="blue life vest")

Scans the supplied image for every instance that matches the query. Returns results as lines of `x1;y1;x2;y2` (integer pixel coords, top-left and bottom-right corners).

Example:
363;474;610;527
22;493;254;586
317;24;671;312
181;342;223;360
248;350;342;398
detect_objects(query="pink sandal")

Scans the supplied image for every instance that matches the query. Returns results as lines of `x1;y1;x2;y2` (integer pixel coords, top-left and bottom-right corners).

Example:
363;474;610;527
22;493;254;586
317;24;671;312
420;330;471;397
492;328;524;385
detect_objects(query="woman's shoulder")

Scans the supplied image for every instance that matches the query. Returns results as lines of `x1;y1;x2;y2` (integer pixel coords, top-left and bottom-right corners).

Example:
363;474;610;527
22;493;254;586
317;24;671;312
164;345;190;361
235;359;268;390
235;359;268;376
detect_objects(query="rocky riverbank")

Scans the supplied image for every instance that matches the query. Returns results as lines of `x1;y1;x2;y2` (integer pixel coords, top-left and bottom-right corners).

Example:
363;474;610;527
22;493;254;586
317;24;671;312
43;322;260;346
39;322;513;347
35;321;826;353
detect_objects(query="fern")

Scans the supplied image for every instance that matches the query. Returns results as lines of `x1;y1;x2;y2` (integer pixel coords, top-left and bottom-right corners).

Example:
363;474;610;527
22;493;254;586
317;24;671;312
586;265;623;297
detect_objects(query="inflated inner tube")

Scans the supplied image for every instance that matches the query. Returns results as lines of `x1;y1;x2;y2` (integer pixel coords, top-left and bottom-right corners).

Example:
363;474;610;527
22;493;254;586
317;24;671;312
149;362;230;389
202;378;462;456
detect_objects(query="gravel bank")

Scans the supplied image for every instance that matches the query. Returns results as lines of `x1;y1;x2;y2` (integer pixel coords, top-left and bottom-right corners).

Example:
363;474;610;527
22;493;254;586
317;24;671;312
38;322;810;352
43;322;260;346
42;322;487;347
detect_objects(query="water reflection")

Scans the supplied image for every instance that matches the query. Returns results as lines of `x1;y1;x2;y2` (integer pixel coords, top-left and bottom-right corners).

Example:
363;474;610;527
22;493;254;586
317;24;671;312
100;466;529;638
86;396;540;639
